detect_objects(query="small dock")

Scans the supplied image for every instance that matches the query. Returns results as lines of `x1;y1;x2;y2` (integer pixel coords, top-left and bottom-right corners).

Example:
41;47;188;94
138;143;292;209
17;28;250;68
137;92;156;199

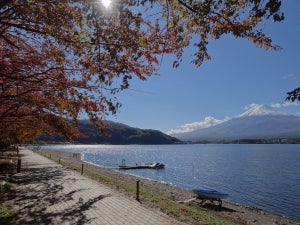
119;159;165;170
119;164;152;169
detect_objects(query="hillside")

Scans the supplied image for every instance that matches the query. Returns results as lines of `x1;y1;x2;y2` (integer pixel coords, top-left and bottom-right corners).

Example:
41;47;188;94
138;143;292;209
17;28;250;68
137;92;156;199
37;120;180;145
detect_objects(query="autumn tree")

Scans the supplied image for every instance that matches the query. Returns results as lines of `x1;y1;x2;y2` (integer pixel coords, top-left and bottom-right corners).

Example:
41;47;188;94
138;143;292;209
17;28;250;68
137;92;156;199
286;88;300;103
0;0;284;144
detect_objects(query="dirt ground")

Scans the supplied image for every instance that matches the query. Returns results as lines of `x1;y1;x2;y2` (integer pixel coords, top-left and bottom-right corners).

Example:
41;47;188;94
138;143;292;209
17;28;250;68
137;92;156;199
43;150;299;225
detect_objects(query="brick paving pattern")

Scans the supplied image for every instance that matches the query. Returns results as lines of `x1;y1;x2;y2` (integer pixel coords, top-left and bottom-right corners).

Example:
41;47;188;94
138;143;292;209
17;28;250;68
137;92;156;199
12;149;186;225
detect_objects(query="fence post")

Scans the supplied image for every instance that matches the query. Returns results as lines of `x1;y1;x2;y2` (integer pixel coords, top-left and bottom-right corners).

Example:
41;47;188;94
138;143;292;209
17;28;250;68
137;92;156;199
81;163;84;175
17;158;21;173
136;180;140;201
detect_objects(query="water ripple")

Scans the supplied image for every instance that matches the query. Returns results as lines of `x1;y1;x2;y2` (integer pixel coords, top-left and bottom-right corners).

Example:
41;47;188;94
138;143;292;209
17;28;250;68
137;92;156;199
35;144;300;221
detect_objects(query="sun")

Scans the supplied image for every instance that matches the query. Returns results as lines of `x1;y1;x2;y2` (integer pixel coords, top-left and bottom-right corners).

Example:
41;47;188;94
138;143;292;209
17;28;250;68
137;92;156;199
101;0;112;8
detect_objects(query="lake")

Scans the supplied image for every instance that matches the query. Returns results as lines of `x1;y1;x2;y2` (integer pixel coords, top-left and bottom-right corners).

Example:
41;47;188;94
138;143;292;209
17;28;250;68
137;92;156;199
34;144;300;221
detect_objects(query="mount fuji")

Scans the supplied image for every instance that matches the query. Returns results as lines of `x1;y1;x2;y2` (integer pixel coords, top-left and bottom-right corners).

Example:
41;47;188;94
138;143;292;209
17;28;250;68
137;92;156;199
173;104;300;142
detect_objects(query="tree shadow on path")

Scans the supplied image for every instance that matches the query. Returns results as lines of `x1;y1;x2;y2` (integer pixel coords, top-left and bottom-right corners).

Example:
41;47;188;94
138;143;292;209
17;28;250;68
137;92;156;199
2;164;110;225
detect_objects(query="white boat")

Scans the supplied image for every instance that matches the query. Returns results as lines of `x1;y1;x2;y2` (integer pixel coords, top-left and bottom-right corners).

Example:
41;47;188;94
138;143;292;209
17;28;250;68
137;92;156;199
192;189;228;207
119;161;165;169
143;162;165;169
193;189;228;200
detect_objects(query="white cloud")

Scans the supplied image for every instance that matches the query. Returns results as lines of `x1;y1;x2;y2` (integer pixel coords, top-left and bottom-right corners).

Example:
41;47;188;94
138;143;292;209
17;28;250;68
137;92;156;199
166;116;229;135
270;103;281;108
271;102;298;108
282;73;297;80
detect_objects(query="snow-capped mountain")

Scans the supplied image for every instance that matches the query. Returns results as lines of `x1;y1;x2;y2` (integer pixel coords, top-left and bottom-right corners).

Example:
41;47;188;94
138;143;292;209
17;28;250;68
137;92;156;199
173;104;300;142
238;104;286;117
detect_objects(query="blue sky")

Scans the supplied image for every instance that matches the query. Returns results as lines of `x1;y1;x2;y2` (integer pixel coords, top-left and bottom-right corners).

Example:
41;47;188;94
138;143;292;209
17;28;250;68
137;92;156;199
108;1;300;134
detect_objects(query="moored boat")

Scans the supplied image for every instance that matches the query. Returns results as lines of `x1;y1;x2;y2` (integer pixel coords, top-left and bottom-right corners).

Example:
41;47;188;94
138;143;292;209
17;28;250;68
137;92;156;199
143;162;165;169
192;189;229;207
192;189;228;200
119;162;165;169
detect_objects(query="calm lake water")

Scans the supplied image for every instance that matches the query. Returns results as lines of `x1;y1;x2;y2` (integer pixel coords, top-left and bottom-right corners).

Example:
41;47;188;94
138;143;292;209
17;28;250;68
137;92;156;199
34;144;300;221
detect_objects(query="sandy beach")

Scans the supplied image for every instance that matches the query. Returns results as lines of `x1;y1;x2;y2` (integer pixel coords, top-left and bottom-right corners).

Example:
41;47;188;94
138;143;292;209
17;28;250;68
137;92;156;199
40;149;299;225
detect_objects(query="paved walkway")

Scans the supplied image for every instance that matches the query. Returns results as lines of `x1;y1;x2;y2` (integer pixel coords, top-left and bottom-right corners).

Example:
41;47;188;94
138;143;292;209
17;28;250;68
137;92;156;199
11;148;185;225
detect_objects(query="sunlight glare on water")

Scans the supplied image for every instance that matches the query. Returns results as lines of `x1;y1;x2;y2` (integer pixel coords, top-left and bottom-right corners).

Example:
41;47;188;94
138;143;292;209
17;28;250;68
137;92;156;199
34;144;300;221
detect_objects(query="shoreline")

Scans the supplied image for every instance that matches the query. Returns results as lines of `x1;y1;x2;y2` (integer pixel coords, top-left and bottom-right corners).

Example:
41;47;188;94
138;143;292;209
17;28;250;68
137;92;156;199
37;149;299;225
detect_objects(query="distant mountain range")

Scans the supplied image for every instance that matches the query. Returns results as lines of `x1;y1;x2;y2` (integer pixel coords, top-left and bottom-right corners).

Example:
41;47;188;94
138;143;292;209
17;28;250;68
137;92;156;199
37;105;300;144
37;120;180;145
172;105;300;142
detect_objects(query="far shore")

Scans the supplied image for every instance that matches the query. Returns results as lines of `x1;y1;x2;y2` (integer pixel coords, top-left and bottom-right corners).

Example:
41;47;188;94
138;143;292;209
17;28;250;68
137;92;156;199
34;149;299;225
